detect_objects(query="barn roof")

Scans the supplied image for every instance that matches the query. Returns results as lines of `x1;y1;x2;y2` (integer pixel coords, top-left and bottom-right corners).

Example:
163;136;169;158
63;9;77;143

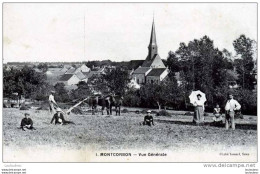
76;71;87;80
59;74;75;81
146;68;166;76
65;67;76;74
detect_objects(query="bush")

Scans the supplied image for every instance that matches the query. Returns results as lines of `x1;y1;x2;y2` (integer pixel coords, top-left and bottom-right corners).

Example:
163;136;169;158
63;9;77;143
135;110;140;114
204;113;209;116
20;105;29;110
184;112;193;116
141;110;147;114
71;107;83;115
156;110;171;116
121;109;129;113
151;110;158;115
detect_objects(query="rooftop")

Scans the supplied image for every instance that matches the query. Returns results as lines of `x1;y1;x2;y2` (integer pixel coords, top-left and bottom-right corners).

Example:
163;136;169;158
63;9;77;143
133;67;151;74
146;68;166;76
59;74;75;81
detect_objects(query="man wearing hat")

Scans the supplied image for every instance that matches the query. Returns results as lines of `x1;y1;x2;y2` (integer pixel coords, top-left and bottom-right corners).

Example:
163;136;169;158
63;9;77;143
143;110;154;126
49;90;58;115
50;108;75;125
225;94;241;130
20;113;35;131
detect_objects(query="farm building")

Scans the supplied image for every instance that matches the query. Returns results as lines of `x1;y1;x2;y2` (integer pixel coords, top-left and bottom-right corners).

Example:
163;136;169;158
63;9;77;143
58;74;81;86
65;64;90;74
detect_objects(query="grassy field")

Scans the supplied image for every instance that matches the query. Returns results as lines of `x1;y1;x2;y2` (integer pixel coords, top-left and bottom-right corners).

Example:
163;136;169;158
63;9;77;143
3;108;257;162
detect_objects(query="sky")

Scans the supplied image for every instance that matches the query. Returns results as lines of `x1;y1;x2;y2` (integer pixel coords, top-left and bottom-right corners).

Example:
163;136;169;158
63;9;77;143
3;3;257;63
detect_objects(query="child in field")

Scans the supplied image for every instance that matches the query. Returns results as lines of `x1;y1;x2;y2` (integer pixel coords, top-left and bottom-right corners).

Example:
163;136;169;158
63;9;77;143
143;110;154;126
20;113;36;131
212;104;223;123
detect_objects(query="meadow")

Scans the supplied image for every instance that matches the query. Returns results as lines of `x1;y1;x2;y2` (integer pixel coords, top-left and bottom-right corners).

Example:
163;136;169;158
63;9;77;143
2;108;257;162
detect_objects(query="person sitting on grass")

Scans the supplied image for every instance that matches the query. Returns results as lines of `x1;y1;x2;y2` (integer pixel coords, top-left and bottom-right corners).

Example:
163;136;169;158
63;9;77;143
212;104;223;124
50;108;75;125
143;110;154;126
20;113;36;131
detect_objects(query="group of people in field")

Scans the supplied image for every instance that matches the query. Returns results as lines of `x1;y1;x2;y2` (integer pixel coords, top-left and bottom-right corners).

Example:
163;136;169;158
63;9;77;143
192;93;241;130
20;90;241;131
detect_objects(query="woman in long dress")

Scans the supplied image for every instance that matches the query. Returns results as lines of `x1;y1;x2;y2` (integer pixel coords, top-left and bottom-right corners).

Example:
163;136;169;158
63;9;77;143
193;94;205;125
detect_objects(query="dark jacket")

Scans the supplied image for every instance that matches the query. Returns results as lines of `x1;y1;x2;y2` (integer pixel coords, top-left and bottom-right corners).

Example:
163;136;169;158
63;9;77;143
20;118;33;127
51;113;66;124
50;113;75;125
144;115;153;122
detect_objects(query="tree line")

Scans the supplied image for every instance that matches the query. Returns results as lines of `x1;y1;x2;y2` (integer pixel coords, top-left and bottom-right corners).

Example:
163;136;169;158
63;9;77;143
3;34;257;115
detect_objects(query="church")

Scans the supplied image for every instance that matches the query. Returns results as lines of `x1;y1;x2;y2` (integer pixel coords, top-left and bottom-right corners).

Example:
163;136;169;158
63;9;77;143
132;19;169;85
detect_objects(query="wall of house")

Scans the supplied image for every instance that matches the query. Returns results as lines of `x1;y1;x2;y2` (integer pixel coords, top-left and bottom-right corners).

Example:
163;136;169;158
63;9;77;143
146;76;160;84
80;65;90;72
67;75;81;85
160;69;169;81
132;74;145;84
58;81;68;86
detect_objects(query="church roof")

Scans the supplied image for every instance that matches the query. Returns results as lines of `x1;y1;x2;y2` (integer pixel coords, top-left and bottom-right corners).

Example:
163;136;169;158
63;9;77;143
133;67;151;74
147;68;166;77
142;54;166;68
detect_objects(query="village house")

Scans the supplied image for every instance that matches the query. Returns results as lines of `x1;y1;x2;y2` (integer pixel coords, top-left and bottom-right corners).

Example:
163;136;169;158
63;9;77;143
58;74;81;86
65;64;90;74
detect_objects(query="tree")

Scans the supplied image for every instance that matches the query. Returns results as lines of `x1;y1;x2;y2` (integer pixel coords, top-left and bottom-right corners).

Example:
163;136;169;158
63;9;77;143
54;83;70;102
71;81;92;100
233;34;256;90
139;83;165;110
93;68;130;95
139;79;181;111
37;63;48;72
3;66;50;99
123;88;141;107
166;36;234;107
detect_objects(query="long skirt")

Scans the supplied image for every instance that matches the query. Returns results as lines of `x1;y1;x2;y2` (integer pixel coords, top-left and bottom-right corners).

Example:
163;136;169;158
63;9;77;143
193;106;204;124
49;102;56;115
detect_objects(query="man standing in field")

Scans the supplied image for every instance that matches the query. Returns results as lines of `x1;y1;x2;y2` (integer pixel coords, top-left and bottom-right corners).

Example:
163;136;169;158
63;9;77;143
225;94;241;130
143;110;154;126
49;91;58;115
20;113;36;131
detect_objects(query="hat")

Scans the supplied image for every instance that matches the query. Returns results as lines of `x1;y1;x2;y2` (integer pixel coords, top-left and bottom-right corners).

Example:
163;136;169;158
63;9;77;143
51;90;55;94
56;108;62;112
24;113;30;116
147;110;151;113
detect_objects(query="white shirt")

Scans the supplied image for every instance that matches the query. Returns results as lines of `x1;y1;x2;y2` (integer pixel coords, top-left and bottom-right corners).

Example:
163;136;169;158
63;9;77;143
225;99;241;111
49;94;56;104
193;99;205;110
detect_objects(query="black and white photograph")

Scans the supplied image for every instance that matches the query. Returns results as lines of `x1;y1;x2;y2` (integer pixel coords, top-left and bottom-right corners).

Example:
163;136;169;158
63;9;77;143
2;2;257;164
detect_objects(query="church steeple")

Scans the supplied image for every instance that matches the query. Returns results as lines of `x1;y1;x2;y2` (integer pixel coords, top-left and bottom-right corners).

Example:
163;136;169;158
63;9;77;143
147;17;158;60
142;16;166;68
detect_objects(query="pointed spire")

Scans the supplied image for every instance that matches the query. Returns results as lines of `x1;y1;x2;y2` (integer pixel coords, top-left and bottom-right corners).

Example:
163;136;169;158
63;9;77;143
149;16;157;45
